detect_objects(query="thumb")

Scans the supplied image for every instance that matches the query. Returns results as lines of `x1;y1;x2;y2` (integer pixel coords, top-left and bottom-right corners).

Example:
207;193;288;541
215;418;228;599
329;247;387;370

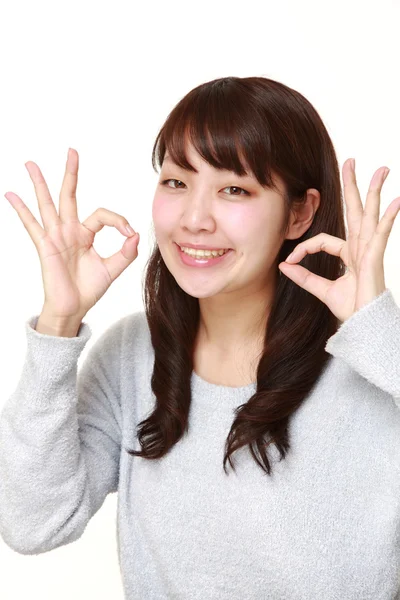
103;232;140;282
279;260;332;305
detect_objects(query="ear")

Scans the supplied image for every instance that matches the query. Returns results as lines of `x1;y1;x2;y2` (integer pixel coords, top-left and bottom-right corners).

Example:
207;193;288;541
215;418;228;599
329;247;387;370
285;189;321;240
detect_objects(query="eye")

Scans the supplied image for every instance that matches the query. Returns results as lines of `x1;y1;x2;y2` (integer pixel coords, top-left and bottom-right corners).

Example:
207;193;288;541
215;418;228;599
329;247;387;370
161;179;186;189
222;186;250;196
160;179;250;196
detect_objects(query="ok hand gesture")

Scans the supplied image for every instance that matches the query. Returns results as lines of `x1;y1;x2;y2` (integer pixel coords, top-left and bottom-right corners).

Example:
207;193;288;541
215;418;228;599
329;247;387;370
5;148;140;322
278;159;400;323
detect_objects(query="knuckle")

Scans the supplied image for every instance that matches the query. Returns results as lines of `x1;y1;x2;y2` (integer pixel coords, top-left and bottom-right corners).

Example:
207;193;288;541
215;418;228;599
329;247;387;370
96;207;119;219
94;207;109;221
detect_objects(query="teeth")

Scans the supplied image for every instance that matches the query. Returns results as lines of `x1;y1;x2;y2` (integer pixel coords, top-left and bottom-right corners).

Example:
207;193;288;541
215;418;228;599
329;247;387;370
179;245;229;258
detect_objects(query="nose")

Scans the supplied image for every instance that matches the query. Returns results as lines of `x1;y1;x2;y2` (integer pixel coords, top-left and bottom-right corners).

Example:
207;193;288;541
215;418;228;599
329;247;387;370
179;189;218;233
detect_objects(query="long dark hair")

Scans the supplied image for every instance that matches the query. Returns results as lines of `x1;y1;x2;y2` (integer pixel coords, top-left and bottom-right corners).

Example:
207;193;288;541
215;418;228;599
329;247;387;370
125;75;346;476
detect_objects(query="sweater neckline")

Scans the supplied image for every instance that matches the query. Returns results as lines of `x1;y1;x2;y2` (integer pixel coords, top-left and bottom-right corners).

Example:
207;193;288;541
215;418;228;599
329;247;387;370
191;369;257;405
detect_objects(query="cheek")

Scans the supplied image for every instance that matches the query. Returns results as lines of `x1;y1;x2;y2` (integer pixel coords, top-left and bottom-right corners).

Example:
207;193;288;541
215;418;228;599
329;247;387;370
152;195;176;234
227;205;265;245
233;206;282;261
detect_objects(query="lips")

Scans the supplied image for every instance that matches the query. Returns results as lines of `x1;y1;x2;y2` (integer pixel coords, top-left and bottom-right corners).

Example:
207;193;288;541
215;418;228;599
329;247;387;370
176;242;234;268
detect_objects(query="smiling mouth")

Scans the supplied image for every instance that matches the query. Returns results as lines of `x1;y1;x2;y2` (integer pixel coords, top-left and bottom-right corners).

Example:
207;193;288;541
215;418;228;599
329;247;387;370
175;242;234;266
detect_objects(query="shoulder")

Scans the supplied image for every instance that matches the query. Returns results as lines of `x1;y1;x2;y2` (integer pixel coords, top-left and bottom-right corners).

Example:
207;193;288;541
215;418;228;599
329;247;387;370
118;310;150;345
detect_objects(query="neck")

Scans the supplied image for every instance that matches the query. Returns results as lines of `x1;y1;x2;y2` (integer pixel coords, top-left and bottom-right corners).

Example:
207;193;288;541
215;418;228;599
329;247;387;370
195;284;275;356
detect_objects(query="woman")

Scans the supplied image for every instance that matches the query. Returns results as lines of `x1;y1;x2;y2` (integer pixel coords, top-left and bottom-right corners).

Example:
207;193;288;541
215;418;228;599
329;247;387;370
1;75;399;599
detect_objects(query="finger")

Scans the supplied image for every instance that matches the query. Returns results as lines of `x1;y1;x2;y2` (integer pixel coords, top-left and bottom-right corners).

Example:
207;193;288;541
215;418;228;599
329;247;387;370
367;195;400;263
103;232;140;282
285;232;349;267
24;161;60;230
4;191;47;249
59;148;80;223
81;207;136;238
279;261;333;305
342;159;363;266
357;166;390;264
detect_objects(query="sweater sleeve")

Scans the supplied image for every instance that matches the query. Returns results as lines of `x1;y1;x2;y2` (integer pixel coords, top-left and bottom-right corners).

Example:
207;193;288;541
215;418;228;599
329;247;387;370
0;314;124;555
325;288;400;402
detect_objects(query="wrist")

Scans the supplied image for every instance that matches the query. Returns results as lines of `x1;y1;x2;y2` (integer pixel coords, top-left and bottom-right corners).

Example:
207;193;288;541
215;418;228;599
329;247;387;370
35;312;84;338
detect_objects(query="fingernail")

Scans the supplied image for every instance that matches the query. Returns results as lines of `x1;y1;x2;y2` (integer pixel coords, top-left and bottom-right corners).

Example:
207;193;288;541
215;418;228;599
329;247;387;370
351;158;356;171
383;168;390;181
126;225;135;236
286;252;295;262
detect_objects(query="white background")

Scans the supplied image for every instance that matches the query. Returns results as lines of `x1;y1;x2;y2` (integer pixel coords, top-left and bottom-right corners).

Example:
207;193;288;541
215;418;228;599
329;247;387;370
0;0;399;598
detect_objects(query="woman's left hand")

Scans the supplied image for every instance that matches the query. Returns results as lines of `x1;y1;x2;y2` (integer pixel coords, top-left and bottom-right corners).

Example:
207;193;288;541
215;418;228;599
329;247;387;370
278;159;400;324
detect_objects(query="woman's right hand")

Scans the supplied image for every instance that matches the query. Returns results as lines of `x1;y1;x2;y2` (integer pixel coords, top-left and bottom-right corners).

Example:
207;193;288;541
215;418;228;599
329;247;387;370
5;147;140;321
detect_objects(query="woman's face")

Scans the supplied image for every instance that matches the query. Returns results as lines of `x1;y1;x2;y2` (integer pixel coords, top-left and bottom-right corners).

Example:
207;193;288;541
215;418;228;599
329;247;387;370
151;143;290;300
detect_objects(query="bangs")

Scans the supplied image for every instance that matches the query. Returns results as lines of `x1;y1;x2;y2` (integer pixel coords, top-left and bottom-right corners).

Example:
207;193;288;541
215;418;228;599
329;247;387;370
151;78;282;194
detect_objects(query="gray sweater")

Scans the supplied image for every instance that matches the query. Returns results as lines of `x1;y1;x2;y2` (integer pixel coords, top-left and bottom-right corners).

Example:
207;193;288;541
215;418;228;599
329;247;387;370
1;288;400;599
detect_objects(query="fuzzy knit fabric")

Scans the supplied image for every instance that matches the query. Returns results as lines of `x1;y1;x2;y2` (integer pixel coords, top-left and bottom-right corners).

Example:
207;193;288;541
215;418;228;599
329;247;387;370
1;288;400;599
